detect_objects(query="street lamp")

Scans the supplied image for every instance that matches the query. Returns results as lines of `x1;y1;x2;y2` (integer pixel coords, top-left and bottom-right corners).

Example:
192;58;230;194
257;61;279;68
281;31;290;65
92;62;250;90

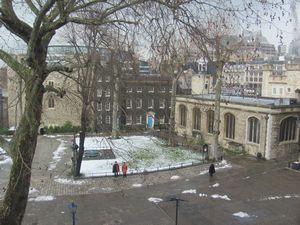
68;201;77;225
168;197;186;225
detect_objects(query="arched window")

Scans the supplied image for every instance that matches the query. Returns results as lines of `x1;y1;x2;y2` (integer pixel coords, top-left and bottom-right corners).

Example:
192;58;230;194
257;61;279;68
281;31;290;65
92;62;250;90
48;96;55;108
279;117;297;142
179;105;187;127
193;108;201;130
225;113;235;139
207;110;214;134
248;117;260;143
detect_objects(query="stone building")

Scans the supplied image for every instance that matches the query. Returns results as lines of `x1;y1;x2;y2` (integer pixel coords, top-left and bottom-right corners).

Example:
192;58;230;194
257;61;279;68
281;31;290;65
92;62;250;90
175;83;300;159
7;66;81;130
261;63;300;100
95;62;173;132
0;67;8;128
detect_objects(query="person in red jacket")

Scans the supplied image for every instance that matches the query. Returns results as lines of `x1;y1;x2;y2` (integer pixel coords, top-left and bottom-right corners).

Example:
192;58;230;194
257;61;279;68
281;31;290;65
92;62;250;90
112;161;120;177
122;162;128;178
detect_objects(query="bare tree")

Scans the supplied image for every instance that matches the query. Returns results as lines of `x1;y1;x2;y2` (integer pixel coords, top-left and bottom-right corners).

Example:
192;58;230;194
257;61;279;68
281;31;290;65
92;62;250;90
141;3;191;146
0;1;158;224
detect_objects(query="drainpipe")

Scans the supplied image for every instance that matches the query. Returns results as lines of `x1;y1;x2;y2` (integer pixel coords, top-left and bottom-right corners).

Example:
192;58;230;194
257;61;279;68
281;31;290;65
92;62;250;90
264;114;271;159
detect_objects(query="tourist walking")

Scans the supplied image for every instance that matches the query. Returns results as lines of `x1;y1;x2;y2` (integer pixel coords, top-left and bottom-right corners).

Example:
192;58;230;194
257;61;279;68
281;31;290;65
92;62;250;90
113;161;120;177
209;163;215;177
122;162;128;177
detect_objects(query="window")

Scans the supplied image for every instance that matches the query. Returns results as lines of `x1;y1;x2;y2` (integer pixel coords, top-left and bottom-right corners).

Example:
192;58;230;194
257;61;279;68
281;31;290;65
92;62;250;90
159;99;165;108
105;88;111;97
287;88;291;93
126;99;132;109
126;87;132;93
272;88;276;95
98;115;102;124
148;99;154;109
136;87;142;93
105;76;110;82
224;113;235;139
179;105;187;127
97;102;102;111
48;96;55;108
193;108;201;130
159;115;165;124
105;102;110;111
136;98;142;108
97;88;102;97
105;115;111;124
207;110;214;134
159;87;166;93
148;87;154;93
279;88;283;95
279;117;296;142
48;81;54;86
126;114;132;125
248;117;260;144
136;115;142;124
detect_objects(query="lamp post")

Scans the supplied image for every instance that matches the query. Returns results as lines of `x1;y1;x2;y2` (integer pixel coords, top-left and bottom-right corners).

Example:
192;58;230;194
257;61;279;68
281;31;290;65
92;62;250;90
203;144;208;160
68;201;77;225
168;197;186;225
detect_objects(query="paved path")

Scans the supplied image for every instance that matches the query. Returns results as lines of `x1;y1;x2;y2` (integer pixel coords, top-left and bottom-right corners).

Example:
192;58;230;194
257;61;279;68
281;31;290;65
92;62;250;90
2;135;300;224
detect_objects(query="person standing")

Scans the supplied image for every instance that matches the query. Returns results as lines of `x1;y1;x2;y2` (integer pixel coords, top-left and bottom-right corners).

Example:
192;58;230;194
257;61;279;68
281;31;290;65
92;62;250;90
209;163;215;177
122;162;128;178
112;161;120;177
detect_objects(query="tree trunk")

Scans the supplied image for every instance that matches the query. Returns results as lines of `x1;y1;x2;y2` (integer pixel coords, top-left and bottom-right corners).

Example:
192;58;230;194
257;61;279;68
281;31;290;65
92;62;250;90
0;77;44;225
75;104;88;177
111;65;119;139
168;77;178;146
211;65;223;160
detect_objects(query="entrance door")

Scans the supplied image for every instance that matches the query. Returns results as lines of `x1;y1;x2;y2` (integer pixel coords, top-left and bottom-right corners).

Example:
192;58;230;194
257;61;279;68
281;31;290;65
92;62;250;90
147;115;153;128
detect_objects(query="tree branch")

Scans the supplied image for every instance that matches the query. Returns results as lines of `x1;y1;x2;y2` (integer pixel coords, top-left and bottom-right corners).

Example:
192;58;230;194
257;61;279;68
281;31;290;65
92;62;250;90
0;50;31;81
0;0;32;43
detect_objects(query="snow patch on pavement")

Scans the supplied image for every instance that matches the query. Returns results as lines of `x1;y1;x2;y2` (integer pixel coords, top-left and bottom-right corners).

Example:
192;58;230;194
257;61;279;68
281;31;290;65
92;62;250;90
211;194;231;201
170;175;180;180
29;187;39;194
210;183;220;187
199;193;208;197
182;189;196;194
132;183;143;187
200;160;231;175
48;139;67;170
148;197;163;204
233;212;251;218
260;194;300;201
54;178;86;185
29;196;55;202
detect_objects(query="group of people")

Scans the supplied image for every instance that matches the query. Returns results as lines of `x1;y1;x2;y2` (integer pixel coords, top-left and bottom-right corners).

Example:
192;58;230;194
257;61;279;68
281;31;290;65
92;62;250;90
112;161;215;178
112;161;128;177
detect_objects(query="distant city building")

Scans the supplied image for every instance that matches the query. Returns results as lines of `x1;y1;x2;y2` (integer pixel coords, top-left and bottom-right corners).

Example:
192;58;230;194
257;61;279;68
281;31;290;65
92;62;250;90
288;39;300;57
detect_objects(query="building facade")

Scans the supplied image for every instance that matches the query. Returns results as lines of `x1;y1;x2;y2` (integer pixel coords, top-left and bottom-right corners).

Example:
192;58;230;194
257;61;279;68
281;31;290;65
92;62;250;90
261;63;300;99
175;94;300;159
0;67;8;128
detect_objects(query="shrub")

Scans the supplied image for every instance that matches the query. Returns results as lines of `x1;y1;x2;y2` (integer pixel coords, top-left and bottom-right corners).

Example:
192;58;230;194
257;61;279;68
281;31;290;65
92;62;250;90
45;121;81;134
